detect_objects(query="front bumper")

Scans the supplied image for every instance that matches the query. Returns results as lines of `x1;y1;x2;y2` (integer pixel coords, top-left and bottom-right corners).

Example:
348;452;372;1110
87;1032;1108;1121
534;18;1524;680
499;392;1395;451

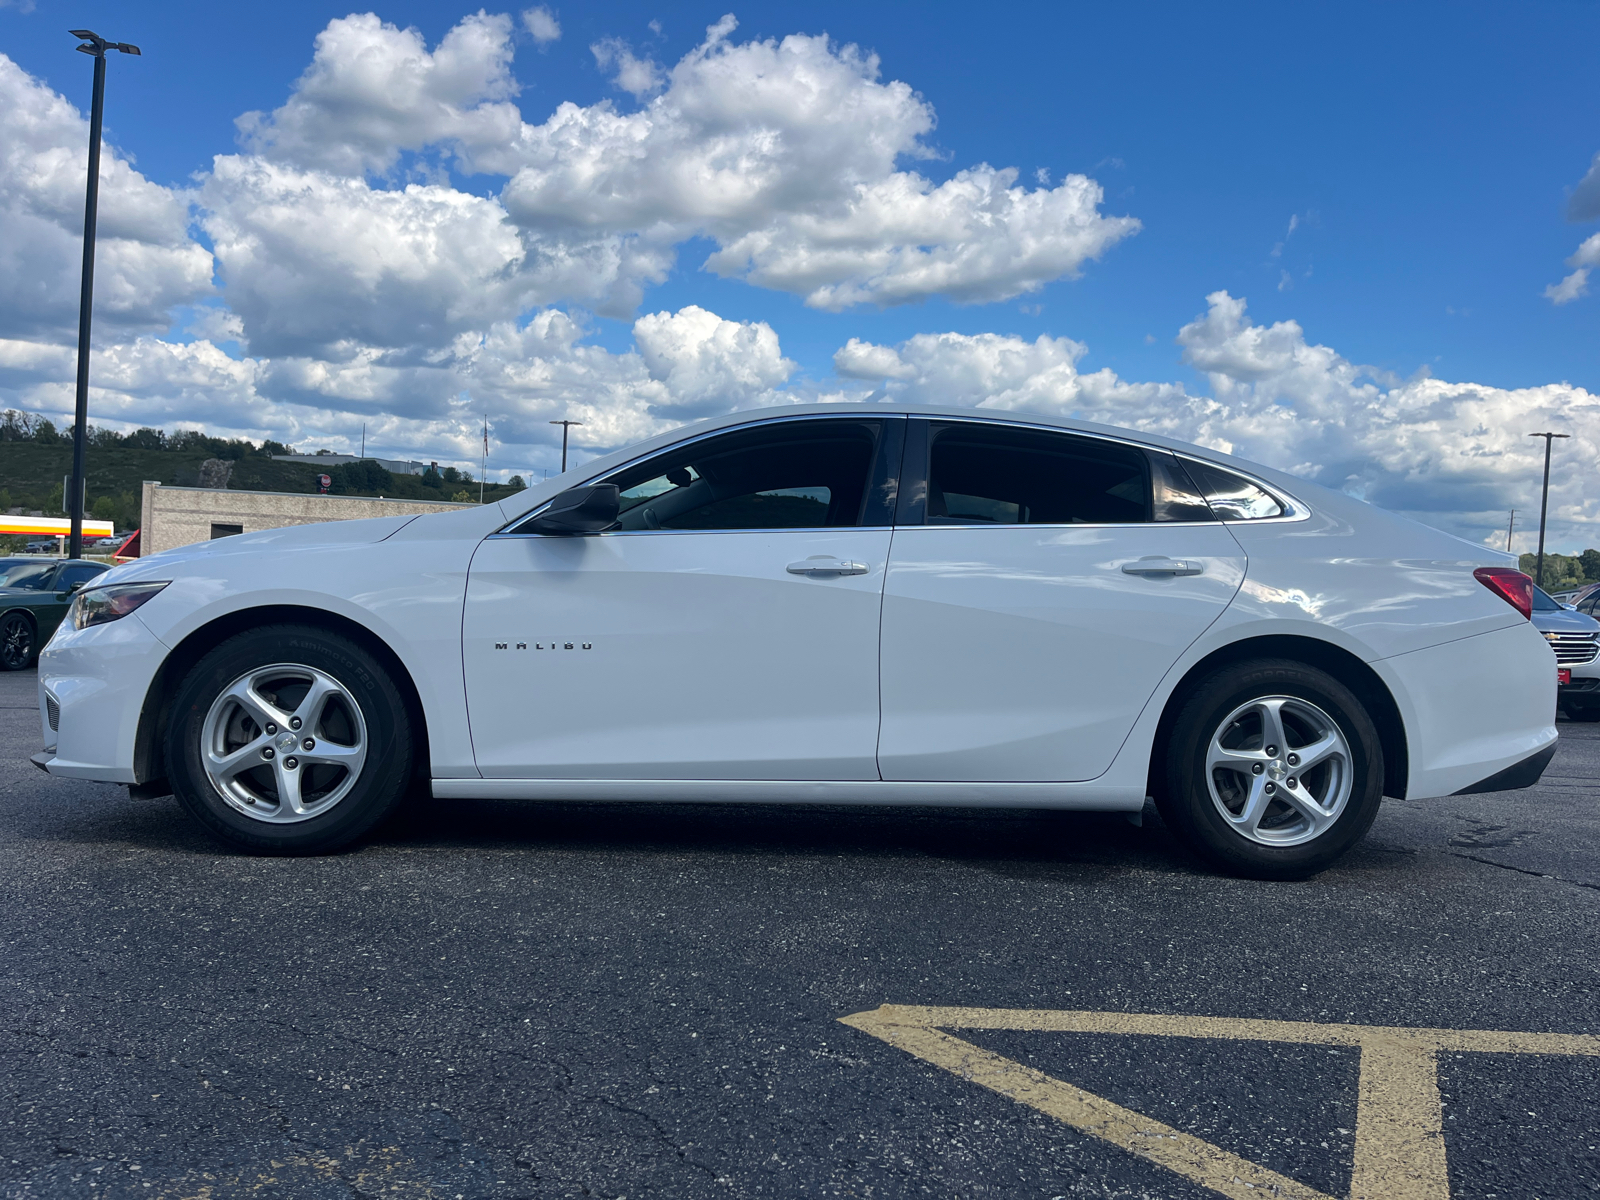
34;612;169;783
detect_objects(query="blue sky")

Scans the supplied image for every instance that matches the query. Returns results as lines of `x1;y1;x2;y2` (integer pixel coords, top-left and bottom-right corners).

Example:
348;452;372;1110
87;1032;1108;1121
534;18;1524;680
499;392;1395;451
1;1;1597;548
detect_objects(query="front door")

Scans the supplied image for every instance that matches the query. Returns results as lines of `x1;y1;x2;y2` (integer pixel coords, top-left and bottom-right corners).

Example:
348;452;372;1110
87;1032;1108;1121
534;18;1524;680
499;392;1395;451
464;416;902;780
877;419;1246;782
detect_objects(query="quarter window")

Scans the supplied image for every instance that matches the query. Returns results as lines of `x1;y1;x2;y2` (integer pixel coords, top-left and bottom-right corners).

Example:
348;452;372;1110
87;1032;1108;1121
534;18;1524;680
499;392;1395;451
603;419;886;532
1182;460;1287;521
924;422;1152;525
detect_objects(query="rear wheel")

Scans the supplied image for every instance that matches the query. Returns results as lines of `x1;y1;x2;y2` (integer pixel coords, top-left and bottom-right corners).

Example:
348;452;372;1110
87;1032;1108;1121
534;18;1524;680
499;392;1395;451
1154;658;1385;880
0;612;35;671
166;625;413;854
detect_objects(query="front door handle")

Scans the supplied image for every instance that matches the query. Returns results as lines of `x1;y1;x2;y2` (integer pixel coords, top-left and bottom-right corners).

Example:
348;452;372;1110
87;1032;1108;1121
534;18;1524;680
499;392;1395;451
787;557;869;577
1122;557;1203;576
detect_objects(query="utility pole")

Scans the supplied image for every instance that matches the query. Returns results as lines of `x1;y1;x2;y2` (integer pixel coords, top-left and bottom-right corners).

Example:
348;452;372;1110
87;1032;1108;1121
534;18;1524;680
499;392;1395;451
1505;509;1515;554
360;422;365;460
480;415;487;505
549;419;583;473
1527;432;1571;588
66;29;140;560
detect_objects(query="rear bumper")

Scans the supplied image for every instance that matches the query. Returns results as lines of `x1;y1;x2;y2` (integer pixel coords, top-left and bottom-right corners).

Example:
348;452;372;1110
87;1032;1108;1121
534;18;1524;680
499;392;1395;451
1451;742;1557;795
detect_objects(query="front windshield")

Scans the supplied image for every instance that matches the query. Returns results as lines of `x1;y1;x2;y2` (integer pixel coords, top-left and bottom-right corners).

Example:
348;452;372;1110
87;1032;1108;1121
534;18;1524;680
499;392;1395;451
1531;585;1564;613
0;561;55;590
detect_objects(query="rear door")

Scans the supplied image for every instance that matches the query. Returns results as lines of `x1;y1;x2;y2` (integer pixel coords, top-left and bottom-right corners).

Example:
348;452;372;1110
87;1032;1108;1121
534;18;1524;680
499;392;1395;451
877;418;1246;782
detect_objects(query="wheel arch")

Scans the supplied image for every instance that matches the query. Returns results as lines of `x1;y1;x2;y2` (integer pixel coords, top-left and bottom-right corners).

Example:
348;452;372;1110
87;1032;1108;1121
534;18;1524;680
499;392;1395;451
132;604;431;791
1148;634;1408;800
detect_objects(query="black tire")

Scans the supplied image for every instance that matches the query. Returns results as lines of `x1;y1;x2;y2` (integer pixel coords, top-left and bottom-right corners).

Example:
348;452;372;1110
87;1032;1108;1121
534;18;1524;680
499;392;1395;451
166;624;413;854
1153;658;1385;881
1563;701;1600;723
0;611;36;671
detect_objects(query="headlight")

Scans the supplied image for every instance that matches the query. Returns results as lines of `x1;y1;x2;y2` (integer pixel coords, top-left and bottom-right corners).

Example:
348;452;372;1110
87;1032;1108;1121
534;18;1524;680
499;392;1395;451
71;582;169;630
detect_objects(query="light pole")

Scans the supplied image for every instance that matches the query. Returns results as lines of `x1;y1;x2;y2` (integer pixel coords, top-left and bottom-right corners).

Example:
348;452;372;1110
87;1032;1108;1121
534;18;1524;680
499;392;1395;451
1505;509;1515;554
66;29;141;560
1527;432;1570;588
549;419;583;473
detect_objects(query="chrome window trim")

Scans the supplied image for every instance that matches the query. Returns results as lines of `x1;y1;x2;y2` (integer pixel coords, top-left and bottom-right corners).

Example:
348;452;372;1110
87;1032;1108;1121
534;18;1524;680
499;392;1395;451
491;411;905;538
1171;453;1310;525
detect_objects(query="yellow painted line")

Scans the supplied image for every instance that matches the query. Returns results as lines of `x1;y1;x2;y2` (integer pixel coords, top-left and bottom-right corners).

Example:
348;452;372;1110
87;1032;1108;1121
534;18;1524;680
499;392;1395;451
841;1005;1600;1200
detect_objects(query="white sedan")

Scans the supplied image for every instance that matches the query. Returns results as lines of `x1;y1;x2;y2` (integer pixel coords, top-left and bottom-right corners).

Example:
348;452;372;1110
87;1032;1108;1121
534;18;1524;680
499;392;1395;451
33;404;1557;878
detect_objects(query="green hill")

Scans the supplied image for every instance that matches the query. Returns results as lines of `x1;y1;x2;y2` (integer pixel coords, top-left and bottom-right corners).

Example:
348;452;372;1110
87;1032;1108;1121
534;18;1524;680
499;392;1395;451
0;411;525;542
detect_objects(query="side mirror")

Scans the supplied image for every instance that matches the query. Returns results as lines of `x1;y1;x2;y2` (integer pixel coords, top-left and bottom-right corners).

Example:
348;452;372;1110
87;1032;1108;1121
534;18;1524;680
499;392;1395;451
526;483;620;535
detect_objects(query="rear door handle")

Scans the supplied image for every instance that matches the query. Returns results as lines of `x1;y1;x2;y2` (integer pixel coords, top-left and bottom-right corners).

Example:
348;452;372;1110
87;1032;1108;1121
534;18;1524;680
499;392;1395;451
1122;557;1203;576
787;558;869;576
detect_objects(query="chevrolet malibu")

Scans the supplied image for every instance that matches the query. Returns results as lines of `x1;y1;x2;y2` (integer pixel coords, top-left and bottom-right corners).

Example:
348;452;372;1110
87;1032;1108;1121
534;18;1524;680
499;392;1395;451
33;405;1557;879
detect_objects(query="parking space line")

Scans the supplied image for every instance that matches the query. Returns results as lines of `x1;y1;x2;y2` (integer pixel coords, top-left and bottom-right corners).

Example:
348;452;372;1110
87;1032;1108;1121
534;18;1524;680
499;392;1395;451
840;1005;1600;1200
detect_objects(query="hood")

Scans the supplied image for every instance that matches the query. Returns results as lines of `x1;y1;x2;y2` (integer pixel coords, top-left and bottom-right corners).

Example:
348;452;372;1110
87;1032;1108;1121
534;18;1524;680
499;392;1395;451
98;513;422;585
1532;607;1600;634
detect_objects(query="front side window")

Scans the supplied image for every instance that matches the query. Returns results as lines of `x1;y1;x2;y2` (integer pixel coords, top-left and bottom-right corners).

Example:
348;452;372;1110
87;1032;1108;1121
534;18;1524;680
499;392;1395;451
924;422;1152;525
57;563;106;589
603;419;886;532
1182;459;1287;520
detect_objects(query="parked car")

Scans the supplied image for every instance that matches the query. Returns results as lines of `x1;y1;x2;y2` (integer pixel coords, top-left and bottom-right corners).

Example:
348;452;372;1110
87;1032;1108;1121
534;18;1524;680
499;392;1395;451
1532;585;1600;721
22;540;57;554
0;557;109;670
34;404;1558;878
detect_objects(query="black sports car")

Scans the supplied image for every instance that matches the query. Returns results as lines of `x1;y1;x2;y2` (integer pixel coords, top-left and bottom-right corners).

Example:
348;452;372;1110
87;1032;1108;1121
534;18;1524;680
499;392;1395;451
0;558;109;670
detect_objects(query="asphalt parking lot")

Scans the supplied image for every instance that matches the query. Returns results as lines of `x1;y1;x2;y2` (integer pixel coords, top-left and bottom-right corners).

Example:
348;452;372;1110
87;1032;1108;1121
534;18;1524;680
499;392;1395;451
2;665;1597;1200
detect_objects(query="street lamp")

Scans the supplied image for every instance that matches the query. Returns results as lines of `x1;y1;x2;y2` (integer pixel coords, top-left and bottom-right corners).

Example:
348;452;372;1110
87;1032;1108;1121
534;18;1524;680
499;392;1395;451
1527;431;1571;588
549;420;583;473
66;29;141;561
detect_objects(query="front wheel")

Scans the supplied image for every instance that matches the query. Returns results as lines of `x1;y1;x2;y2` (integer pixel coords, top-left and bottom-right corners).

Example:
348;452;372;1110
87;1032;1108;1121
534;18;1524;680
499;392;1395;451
1153;658;1385;880
0;612;35;671
166;624;414;854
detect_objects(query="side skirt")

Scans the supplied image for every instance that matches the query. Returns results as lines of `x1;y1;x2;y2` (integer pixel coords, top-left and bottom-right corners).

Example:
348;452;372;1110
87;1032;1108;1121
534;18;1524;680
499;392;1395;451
430;777;1148;811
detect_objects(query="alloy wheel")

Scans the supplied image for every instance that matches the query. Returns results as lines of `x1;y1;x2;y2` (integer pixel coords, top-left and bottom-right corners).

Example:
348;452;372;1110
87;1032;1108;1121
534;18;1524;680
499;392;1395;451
200;663;368;824
1204;695;1353;847
0;615;33;670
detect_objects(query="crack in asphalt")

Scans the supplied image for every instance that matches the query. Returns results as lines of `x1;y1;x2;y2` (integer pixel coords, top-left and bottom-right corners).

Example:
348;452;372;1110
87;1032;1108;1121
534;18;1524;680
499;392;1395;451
1448;850;1600;892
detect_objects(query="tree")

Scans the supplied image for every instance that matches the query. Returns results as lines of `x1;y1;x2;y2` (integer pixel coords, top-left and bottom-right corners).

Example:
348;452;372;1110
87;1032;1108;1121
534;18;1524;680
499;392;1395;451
1582;548;1600;583
507;475;526;489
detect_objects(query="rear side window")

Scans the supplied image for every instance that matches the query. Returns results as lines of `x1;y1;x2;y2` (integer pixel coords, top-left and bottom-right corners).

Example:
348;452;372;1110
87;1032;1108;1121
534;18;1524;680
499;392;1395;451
57;562;106;589
603;419;885;531
1182;459;1287;521
925;423;1151;525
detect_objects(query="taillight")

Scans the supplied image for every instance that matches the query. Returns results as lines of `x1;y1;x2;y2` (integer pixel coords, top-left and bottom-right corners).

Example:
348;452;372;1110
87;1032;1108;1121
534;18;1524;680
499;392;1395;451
1474;567;1533;620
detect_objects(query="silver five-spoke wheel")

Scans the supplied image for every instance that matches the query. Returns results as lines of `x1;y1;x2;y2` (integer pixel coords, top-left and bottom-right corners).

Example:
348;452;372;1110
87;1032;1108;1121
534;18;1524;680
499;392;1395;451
1205;695;1352;847
201;663;368;823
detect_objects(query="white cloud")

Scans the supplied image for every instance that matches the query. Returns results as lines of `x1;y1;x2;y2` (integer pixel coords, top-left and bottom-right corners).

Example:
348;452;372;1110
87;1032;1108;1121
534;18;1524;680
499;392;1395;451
591;39;665;100
498;15;1138;308
235;12;524;177
834;293;1600;549
634;305;794;417
1544;231;1600;305
522;6;562;46
0;54;213;340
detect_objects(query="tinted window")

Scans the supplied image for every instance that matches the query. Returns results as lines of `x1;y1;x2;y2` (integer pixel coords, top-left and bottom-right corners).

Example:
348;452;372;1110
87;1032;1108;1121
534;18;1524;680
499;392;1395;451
924;423;1151;525
57;562;106;589
1580;594;1600;617
604;419;885;532
1531;586;1563;614
0;561;57;590
1183;460;1287;520
1150;454;1217;522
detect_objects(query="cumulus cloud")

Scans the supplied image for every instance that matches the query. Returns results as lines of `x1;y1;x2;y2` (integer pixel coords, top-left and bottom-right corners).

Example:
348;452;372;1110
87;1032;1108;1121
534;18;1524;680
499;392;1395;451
835;293;1600;549
1544;231;1600;306
0;54;213;340
235;12;524;177
522;6;561;45
498;15;1138;308
591;39;665;100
